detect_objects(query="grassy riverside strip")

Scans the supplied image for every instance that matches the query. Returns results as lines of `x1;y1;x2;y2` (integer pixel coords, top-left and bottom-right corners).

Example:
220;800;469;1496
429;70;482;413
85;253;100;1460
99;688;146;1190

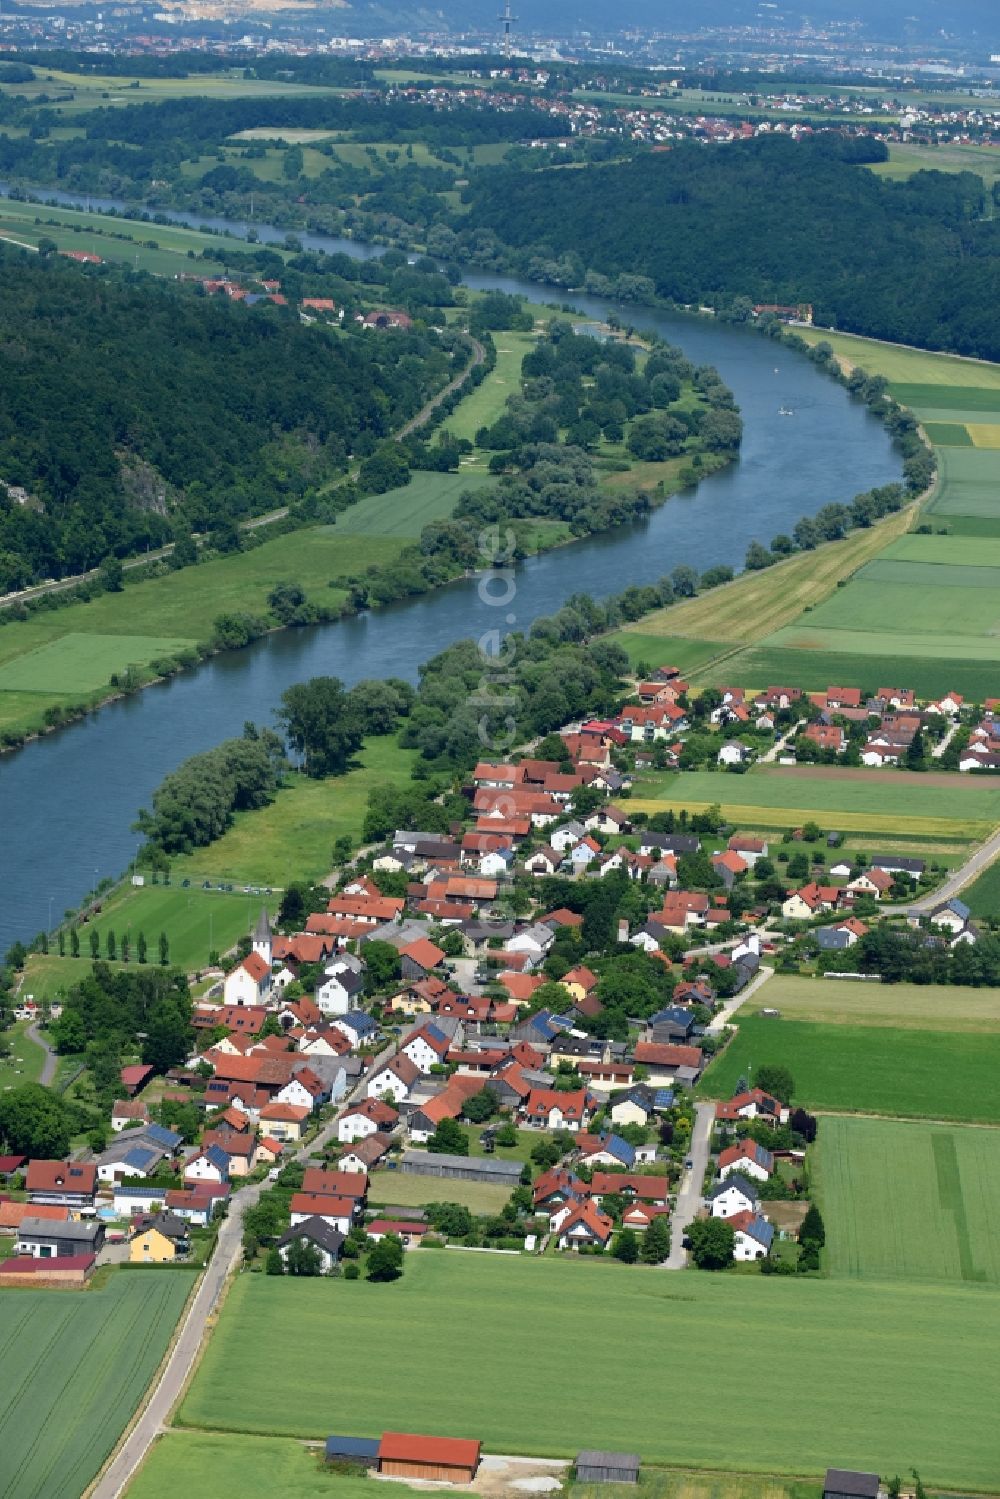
175;1260;1000;1491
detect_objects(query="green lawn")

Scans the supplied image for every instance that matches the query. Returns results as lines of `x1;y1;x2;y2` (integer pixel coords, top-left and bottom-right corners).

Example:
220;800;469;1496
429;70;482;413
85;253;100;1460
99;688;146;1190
0;1019;46;1089
795;328;1000;388
333;471;494;537
698;1015;1000;1123
367;1171;512;1214
170;738;418;888
0;1269;196;1499
178;1257;1000;1490
67;884;278;971
127;1433;375;1499
747;974;1000;1033
816;1115;1000;1287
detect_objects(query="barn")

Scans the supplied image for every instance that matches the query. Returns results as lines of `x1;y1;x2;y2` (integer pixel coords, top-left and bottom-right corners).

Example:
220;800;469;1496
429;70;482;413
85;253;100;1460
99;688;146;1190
823;1472;881;1499
377;1432;482;1483
325;1435;380;1467
400;1149;524;1187
575;1451;641;1484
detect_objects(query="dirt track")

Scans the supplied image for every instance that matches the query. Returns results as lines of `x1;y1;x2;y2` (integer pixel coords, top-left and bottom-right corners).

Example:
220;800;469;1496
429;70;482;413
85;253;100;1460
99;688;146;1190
760;765;975;789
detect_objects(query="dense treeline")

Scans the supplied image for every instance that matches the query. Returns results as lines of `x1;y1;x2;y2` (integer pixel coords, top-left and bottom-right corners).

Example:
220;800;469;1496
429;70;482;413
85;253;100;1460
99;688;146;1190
459;134;1000;361
0;245;453;586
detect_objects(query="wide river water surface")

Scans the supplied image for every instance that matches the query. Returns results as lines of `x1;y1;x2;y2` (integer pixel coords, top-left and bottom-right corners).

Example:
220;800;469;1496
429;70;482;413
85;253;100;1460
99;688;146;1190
0;190;903;951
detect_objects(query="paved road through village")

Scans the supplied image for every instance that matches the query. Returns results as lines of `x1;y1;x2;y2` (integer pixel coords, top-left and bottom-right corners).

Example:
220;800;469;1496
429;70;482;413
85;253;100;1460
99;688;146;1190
90;1040;399;1498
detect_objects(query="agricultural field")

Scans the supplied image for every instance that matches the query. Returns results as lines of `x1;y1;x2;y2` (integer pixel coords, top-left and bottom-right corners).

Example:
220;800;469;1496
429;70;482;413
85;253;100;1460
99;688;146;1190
177;1256;1000;1490
618;507;913;650
631;765;1000;838
607;633;728;672
698;1015;1000;1123
700;645;1000;702
0;1269;196;1499
867;140;1000;191
747;974;1000;1033
0;201;231;278
0;68;345;111
366;1171;511;1214
962;856;1000;919
169;739;419;889
795;326;1000;389
333;471;494;538
0;633;196;695
816;1115;1000;1286
0;529;405;739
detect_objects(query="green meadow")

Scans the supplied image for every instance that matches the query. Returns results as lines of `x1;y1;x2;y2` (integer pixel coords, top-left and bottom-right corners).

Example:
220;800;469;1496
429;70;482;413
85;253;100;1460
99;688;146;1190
817;1115;1000;1286
177;1257;1000;1490
333;470;493;537
699;1015;1000;1123
169;738;418;889
0;1270;196;1499
700;645;1000;701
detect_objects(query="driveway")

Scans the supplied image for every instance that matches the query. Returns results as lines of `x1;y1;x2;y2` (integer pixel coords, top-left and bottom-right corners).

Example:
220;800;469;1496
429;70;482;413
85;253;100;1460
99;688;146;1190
664;1100;715;1269
707;963;774;1033
26;1019;57;1086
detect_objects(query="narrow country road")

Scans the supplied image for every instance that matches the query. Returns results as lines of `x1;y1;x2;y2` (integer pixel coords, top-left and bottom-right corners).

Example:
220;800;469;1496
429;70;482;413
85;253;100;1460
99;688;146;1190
90;1039;400;1499
664;1100;715;1270
908;827;1000;913
396;336;485;441
25;1020;57;1086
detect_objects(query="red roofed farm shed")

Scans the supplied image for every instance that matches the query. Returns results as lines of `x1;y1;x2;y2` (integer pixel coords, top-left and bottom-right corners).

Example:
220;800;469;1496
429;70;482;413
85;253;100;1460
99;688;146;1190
377;1432;481;1483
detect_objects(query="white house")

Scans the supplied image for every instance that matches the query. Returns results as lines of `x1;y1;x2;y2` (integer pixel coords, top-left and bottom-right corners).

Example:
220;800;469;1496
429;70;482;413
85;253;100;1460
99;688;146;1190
289;1194;354;1234
184;1146;229;1185
707;1174;759;1219
718;1140;774;1183
400;1024;451;1074
337;1100;397;1144
367;1054;420;1103
717;740;749;766
732;1213;774;1261
569;836;601;870
223;952;272;1008
551;821;586;852
315;961;365;1017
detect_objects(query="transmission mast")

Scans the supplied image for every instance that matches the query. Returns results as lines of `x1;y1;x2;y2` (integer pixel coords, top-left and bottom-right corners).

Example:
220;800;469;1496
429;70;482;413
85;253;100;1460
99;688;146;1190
498;0;517;60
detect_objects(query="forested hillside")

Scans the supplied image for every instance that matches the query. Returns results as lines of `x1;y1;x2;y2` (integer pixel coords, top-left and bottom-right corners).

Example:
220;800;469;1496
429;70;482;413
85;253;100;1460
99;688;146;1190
0;246;451;587
460;136;1000;359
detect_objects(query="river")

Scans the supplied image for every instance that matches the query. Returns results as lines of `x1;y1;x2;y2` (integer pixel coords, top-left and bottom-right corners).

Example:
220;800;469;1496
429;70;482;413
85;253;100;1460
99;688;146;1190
0;187;902;953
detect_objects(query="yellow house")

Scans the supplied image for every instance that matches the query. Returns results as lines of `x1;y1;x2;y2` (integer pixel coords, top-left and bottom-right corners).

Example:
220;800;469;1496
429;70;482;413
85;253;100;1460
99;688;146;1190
389;987;433;1016
130;1215;189;1263
561;966;598;1003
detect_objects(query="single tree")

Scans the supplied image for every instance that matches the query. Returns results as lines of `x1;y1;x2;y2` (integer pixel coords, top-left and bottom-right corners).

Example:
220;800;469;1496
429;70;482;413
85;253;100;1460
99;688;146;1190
89;929;100;960
755;1064;795;1104
688;1216;735;1270
106;928;117;962
285;1237;323;1276
159;931;169;966
428;1117;469;1156
70;927;80;959
799;1203;826;1249
137;931;147;965
641;1216;671;1264
265;1246;284;1275
612;1228;639;1263
367;1235;404;1282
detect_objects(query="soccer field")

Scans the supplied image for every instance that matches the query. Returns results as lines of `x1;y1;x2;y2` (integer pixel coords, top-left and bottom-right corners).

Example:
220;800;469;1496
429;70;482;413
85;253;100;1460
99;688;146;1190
0;1270;195;1499
817;1116;1000;1286
698;1016;1000;1123
177;1257;1000;1489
